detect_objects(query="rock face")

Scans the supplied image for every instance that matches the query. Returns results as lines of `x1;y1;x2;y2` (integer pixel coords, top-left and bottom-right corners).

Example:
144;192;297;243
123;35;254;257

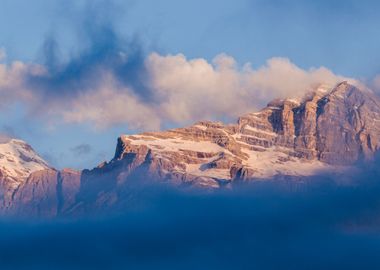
80;82;380;191
2;82;380;216
8;168;81;217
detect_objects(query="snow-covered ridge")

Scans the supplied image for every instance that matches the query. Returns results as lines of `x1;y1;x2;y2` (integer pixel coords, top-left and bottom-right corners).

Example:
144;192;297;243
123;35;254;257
0;139;49;180
121;125;337;183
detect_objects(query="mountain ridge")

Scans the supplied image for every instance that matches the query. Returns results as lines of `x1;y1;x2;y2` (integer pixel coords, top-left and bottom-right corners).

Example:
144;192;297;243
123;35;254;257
2;81;380;216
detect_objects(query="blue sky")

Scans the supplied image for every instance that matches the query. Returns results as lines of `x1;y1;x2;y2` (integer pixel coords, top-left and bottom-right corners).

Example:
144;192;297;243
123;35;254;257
1;0;380;169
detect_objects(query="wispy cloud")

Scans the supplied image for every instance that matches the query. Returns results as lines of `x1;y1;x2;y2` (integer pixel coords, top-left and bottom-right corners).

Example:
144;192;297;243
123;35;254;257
71;143;92;156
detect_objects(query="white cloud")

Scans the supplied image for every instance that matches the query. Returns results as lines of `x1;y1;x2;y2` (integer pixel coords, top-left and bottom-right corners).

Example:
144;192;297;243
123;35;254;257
146;53;352;125
0;52;357;131
62;75;161;130
0;61;37;108
146;53;247;123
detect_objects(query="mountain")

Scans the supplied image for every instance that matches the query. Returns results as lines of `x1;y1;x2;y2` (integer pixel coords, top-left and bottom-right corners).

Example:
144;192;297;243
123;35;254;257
2;81;380;216
79;81;380;188
10;168;81;217
0;139;50;210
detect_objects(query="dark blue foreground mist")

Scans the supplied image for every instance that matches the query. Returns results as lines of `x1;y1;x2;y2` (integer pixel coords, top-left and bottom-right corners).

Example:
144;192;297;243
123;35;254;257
1;174;380;270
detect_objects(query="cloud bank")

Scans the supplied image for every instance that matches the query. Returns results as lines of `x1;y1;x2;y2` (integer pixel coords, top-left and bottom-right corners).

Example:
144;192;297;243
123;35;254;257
147;53;351;125
2;168;380;269
0;48;355;131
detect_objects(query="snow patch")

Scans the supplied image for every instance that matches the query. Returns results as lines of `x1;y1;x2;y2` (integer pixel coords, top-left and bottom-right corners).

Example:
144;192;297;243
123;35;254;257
0;139;49;180
241;147;335;178
244;125;277;136
127;136;230;154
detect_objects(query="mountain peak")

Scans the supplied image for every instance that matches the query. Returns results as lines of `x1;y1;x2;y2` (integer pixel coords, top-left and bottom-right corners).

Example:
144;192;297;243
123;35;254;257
104;82;380;188
0;138;49;181
330;81;356;96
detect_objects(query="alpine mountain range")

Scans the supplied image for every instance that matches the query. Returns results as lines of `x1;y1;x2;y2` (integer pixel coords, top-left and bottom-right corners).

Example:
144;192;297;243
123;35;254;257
1;81;380;217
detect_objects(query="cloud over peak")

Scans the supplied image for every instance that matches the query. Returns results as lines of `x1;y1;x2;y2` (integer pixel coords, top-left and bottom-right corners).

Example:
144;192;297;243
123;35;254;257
147;53;352;126
0;49;355;131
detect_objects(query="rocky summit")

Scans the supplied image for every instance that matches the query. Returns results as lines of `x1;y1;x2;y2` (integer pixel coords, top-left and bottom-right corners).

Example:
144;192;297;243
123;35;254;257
2;81;380;216
87;81;380;188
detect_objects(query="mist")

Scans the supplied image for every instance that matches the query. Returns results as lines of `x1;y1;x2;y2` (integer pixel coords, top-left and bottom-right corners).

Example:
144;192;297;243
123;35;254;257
1;162;380;269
